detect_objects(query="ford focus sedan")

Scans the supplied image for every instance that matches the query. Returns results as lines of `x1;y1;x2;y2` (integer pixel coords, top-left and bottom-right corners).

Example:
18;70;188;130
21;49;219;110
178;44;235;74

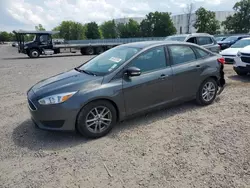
27;41;225;138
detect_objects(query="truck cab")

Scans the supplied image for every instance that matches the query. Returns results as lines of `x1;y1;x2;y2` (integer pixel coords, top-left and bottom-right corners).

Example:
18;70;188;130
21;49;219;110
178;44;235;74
13;30;59;58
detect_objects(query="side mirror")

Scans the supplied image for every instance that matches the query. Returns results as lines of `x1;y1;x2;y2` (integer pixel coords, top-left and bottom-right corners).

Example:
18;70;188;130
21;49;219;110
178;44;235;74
126;67;141;77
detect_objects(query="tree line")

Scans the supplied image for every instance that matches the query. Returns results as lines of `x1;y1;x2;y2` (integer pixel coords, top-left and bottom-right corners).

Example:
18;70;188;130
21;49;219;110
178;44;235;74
0;0;250;42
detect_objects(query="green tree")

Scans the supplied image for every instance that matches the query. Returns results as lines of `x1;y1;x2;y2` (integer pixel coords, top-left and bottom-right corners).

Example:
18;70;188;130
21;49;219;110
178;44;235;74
0;31;10;42
117;19;140;38
193;7;220;34
222;0;250;33
52;21;85;40
140;11;176;37
85;22;101;39
35;24;46;31
100;20;117;38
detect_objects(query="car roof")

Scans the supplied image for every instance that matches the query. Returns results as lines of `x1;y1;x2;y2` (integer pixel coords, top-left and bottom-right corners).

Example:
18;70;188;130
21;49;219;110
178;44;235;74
13;30;60;35
168;33;212;37
121;41;196;49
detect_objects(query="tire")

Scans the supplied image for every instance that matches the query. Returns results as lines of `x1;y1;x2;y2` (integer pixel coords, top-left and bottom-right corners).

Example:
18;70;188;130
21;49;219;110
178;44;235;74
235;69;248;76
196;78;218;106
80;48;85;55
86;47;94;55
29;49;40;58
76;100;117;138
95;47;104;54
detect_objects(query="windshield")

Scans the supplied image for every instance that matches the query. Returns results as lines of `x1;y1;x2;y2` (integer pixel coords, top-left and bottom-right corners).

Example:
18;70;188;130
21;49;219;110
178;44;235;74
231;40;250;48
78;46;141;76
215;37;224;41
224;36;238;42
165;36;186;41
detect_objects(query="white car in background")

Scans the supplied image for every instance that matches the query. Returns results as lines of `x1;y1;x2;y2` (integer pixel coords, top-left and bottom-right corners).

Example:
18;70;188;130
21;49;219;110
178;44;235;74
234;45;250;76
220;37;250;64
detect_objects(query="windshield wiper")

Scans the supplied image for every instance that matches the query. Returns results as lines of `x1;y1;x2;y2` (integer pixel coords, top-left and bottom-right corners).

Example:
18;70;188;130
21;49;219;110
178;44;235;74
74;68;96;76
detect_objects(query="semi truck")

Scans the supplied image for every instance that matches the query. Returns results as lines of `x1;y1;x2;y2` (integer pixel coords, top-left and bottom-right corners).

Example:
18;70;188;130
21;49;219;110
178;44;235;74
13;30;164;58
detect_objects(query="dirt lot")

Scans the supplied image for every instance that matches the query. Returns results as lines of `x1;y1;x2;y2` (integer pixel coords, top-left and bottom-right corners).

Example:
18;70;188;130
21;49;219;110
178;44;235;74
0;45;250;188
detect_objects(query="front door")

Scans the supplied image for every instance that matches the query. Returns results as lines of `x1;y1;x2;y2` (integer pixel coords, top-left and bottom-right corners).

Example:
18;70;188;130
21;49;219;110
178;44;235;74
122;46;173;115
168;45;201;99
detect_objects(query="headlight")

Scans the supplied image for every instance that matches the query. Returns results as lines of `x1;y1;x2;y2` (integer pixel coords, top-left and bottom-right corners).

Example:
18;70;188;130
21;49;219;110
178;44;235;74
38;91;77;105
24;46;28;49
237;51;241;57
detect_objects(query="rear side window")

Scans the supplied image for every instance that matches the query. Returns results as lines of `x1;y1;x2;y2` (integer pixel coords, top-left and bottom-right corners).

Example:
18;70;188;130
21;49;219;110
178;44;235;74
194;47;210;58
168;45;196;65
197;37;213;45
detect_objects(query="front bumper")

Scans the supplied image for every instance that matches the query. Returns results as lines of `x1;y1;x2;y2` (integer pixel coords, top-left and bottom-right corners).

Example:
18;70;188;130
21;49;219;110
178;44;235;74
27;89;78;131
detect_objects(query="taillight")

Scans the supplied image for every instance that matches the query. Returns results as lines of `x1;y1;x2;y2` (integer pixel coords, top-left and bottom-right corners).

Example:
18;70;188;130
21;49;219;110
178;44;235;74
218;57;225;64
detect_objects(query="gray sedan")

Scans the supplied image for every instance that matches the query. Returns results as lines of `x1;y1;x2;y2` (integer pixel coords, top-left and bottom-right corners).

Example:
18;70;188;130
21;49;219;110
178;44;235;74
27;41;225;138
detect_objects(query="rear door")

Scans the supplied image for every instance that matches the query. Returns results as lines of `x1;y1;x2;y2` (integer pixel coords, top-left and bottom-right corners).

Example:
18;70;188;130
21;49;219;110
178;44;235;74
196;36;219;53
168;45;201;99
122;46;173;115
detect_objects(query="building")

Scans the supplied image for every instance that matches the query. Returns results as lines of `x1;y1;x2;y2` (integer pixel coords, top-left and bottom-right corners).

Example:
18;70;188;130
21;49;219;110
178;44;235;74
171;11;235;34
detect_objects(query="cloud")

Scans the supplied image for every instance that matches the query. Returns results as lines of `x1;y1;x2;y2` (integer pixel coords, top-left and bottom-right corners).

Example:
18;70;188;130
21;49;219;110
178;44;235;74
0;0;239;31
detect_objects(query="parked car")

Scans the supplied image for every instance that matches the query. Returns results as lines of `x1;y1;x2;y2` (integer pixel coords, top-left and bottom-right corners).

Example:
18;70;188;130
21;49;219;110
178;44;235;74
217;35;250;50
234;45;250;76
220;37;250;64
27;41;225;138
165;33;220;53
215;36;226;42
12;42;18;47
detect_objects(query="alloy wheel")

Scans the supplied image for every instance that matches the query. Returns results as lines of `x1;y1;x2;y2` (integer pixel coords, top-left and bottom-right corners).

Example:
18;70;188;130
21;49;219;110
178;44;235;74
202;81;216;102
85;106;112;133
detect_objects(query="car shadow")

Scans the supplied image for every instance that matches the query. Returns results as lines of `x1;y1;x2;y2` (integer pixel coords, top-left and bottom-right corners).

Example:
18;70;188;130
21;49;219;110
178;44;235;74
12;100;209;150
2;54;90;60
12;119;89;151
228;75;250;82
109;101;202;138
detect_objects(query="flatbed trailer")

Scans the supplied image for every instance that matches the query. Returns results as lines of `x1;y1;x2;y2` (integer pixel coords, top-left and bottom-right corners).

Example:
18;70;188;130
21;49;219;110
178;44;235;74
13;30;164;58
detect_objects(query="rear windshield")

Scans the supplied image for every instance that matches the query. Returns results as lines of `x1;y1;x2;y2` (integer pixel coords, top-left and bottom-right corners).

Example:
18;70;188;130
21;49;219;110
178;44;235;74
224;36;238;42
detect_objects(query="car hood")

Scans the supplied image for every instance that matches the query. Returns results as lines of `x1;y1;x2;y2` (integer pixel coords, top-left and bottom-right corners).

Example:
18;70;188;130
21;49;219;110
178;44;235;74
220;48;241;56
31;69;103;96
239;45;250;53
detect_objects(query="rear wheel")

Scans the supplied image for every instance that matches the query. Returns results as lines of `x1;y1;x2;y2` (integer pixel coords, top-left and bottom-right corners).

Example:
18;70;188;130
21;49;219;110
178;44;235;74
196;78;218;106
29;49;40;58
76;100;117;138
95;47;104;54
86;47;94;55
235;69;248;76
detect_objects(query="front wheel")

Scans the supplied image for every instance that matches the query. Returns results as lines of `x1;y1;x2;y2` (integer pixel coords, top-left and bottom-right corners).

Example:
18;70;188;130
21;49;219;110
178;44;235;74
76;100;117;138
235;69;248;76
29;49;40;58
196;78;218;106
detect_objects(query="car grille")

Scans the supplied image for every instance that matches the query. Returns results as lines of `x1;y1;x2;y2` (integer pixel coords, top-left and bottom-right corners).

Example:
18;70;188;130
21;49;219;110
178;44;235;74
241;53;250;56
225;58;234;63
28;99;37;111
241;57;250;64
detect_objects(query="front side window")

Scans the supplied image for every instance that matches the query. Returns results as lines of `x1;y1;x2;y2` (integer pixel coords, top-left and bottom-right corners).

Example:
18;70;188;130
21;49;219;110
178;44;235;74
78;46;141;76
168;45;196;65
129;46;167;73
197;37;213;45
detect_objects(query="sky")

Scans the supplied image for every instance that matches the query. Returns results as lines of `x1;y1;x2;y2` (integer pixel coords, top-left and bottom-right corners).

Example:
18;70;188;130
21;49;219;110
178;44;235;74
0;0;238;32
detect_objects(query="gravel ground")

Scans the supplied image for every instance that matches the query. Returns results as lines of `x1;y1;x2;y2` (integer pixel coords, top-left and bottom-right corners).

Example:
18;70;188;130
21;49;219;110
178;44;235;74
0;45;250;188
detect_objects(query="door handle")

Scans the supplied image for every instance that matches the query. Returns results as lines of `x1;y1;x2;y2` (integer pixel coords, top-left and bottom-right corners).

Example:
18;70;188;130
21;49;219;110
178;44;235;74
196;65;201;68
159;74;168;79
